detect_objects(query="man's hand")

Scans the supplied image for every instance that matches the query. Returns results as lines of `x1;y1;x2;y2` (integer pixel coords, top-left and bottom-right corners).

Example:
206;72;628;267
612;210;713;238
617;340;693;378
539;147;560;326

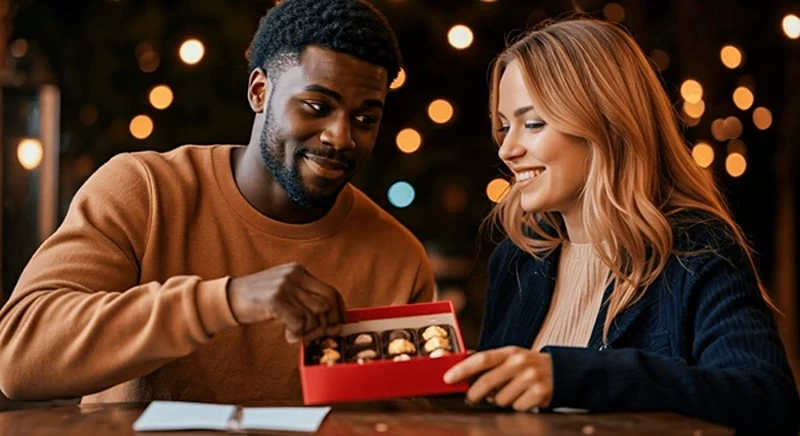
227;263;346;343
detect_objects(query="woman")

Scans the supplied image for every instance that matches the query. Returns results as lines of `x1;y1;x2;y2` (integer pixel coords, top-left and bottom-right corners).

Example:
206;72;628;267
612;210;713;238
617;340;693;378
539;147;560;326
443;18;799;433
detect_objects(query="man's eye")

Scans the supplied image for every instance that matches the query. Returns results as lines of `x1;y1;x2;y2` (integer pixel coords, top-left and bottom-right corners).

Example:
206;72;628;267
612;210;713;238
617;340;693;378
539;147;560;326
305;102;327;113
355;115;378;126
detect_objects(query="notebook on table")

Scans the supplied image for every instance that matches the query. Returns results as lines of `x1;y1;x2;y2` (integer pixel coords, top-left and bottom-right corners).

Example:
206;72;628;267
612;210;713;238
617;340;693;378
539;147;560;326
133;401;332;433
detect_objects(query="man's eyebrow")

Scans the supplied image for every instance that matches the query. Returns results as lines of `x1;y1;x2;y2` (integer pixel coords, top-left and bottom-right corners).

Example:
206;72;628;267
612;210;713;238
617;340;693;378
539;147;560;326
303;85;384;110
304;84;342;101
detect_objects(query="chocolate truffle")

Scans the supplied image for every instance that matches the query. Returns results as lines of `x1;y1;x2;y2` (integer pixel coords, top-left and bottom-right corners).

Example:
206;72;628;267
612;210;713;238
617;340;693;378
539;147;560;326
355;349;378;360
429;348;451;358
317;337;339;350
393;353;412;362
319;349;341;365
422;325;449;341
423;337;450;353
353;333;374;346
388;338;416;356
387;329;412;342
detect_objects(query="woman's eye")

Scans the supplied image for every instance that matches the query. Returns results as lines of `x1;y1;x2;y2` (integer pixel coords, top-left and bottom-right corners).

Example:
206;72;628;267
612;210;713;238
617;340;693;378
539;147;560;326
525;121;546;130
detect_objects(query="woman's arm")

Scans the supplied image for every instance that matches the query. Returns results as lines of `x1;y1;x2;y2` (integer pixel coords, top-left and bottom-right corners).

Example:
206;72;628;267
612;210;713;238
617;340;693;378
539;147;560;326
543;242;799;433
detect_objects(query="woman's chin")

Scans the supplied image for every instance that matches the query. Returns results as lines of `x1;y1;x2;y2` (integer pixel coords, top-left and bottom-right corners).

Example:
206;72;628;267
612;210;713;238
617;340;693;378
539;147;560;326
519;196;545;215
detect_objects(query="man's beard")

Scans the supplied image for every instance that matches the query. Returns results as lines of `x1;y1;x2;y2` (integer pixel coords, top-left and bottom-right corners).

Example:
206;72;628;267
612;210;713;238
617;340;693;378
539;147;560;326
259;110;349;209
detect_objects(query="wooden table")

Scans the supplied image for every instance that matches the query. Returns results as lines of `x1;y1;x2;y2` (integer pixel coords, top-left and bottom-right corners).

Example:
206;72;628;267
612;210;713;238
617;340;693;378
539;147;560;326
0;396;734;435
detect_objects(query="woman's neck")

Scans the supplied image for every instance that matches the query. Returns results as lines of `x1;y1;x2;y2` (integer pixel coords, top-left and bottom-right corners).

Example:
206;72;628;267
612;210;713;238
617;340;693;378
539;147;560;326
560;207;589;244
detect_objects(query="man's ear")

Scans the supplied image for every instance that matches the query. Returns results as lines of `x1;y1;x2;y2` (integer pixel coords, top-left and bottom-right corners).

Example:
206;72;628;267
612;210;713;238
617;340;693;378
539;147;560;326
247;68;270;113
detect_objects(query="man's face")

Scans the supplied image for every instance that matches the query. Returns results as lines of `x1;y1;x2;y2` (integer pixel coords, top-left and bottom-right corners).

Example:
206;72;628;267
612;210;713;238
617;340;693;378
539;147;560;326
259;46;389;208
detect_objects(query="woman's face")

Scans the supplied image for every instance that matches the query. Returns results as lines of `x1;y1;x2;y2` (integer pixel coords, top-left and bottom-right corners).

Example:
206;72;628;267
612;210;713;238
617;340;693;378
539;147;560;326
496;60;591;216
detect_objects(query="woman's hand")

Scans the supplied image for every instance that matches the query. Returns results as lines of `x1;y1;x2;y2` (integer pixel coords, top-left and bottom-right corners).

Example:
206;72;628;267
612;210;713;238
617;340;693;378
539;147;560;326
443;346;554;411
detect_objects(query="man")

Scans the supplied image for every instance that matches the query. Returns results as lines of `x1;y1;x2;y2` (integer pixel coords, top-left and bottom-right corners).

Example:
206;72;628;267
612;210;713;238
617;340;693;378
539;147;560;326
0;0;434;404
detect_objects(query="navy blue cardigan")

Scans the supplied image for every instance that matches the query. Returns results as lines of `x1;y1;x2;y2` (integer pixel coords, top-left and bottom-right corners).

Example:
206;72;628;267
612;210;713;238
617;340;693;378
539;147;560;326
478;220;799;433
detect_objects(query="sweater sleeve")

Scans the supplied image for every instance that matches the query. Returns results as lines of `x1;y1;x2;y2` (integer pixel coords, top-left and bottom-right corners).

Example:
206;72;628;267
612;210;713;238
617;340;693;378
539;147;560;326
542;242;799;433
409;246;436;304
0;154;240;401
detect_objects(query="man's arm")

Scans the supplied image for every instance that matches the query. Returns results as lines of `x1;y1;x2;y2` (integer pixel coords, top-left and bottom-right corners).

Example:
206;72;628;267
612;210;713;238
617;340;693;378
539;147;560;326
0;155;239;400
410;249;436;303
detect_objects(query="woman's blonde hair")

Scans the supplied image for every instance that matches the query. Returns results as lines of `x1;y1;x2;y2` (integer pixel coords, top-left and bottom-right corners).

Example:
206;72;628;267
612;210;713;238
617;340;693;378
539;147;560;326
487;18;772;342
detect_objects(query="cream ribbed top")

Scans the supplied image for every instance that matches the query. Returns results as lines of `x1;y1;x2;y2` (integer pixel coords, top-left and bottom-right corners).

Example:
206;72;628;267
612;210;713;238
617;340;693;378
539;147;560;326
531;242;610;351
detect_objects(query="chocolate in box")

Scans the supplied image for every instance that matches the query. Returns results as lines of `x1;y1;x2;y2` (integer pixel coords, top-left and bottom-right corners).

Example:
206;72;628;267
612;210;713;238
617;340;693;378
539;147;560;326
299;301;469;405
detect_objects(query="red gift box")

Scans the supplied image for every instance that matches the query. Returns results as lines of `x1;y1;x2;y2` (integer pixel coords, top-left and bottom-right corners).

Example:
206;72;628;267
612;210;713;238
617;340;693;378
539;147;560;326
299;301;470;405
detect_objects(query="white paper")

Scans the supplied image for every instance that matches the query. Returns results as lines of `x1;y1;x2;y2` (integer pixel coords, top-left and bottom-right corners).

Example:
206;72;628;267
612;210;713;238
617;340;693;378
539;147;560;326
553;407;589;413
239;407;332;432
133;401;236;432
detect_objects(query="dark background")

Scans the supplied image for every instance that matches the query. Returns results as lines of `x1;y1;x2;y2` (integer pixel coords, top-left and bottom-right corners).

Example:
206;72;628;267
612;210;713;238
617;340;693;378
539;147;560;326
2;0;798;367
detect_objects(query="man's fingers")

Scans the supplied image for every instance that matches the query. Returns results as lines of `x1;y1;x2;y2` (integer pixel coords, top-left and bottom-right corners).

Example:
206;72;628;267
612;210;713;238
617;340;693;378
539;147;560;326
275;297;308;343
302;324;327;342
295;272;342;312
324;323;343;337
285;329;301;344
293;290;330;315
291;269;345;327
325;292;347;328
335;291;347;325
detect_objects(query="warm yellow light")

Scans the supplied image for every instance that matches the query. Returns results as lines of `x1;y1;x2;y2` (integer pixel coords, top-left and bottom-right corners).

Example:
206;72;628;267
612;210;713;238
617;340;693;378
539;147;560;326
10;39;28;58
783;14;800;39
486;178;509;203
680;80;703;104
720;46;742;69
137;41;160;73
129;115;154;140
684;115;701;127
149;85;174;110
691;142;714;169
650;49;670;71
139;53;159;73
711;118;727;141
396;128;422;153
727;139;746;156
752;107;773;130
448;25;474;50
17;138;43;170
179;39;205;65
725;152;747;177
390;68;406;90
603;3;625;22
428;99;454;124
683;99;705;119
733;87;754;110
722;116;743;140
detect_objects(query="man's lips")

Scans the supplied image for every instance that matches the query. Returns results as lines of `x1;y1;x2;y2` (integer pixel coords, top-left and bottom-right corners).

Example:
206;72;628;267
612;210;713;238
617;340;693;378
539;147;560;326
303;154;350;171
303;154;351;179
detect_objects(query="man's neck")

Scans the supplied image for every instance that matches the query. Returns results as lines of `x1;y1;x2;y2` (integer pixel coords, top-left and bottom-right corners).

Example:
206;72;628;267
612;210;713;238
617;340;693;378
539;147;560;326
231;146;331;224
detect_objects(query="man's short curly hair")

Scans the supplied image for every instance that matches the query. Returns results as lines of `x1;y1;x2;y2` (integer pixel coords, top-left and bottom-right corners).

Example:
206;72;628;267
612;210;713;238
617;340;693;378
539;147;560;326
247;0;402;86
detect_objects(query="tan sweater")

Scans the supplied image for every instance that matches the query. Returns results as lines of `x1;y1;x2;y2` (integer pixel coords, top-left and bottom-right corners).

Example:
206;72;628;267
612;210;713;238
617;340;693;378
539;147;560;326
0;145;435;404
531;242;609;352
